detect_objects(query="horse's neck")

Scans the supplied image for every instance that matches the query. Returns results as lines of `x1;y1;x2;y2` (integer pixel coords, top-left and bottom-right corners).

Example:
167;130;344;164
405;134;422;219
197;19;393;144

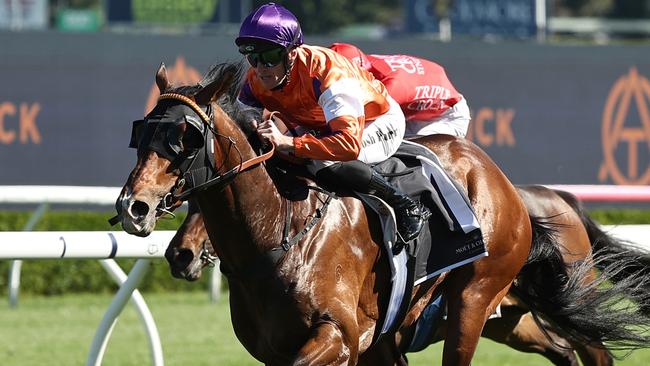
203;107;284;264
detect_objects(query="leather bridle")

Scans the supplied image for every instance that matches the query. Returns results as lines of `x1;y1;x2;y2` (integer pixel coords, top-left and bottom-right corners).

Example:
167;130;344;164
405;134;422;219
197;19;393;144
109;92;275;226
157;93;275;201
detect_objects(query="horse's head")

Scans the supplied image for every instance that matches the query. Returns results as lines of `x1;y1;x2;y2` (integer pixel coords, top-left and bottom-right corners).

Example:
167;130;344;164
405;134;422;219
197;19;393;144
165;199;215;280
115;62;247;236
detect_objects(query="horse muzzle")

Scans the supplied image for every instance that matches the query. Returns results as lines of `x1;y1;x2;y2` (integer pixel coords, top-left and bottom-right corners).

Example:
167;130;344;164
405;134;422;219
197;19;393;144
117;192;158;237
165;245;204;281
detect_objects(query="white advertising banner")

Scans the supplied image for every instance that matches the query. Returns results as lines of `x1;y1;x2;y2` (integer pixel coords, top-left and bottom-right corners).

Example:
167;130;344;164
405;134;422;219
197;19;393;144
0;0;48;30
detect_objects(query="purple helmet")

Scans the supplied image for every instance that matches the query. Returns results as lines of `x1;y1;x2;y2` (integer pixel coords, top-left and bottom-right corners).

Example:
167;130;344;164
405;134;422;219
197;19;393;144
236;3;304;53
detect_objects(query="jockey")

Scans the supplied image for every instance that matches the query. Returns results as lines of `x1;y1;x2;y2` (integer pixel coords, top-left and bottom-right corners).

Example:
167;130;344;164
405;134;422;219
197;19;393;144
329;43;471;138
330;43;484;240
235;3;427;243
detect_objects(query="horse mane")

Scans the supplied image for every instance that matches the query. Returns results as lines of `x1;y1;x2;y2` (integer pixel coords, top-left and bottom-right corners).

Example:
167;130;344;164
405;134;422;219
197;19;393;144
200;61;261;138
166;60;261;139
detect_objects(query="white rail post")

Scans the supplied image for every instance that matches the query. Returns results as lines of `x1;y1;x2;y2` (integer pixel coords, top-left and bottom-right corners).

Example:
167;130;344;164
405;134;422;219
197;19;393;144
8;202;49;308
208;261;222;303
86;259;163;366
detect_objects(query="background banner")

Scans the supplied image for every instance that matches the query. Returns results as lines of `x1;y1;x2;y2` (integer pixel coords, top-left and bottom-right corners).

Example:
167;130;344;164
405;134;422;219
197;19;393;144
107;0;247;25
0;0;48;30
0;32;648;186
404;0;538;37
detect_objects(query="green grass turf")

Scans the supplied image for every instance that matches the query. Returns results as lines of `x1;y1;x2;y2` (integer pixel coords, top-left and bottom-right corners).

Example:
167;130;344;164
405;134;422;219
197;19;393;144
0;291;649;365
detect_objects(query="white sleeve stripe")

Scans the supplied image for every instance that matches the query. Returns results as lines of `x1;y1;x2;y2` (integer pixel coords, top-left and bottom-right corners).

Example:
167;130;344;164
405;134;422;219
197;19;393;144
318;78;365;122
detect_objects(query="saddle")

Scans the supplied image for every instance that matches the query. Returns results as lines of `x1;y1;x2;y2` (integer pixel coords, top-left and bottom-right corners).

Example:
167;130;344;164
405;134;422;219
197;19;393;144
359;140;487;337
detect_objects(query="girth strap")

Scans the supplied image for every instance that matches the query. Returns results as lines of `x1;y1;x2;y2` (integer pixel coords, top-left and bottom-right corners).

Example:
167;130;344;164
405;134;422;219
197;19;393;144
221;186;337;278
267;186;336;265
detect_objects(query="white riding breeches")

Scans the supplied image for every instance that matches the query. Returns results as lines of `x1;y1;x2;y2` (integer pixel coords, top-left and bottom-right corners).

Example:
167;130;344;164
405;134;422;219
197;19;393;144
404;98;471;138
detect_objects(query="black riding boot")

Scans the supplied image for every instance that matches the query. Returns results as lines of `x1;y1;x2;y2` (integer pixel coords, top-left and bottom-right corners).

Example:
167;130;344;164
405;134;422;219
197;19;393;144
367;171;427;242
316;161;428;242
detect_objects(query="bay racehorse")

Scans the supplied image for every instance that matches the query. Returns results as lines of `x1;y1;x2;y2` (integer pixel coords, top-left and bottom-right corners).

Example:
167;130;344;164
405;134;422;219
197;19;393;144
115;62;650;365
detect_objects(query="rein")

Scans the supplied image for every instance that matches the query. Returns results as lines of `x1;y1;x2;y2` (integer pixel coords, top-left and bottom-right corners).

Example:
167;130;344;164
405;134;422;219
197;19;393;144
157;93;275;201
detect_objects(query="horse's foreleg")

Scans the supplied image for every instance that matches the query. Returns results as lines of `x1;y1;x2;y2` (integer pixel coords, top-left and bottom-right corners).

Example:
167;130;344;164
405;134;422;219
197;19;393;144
291;320;356;366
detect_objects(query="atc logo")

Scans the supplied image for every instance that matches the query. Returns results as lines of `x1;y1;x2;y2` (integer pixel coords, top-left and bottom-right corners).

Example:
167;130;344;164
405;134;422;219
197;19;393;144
145;56;202;114
599;67;650;185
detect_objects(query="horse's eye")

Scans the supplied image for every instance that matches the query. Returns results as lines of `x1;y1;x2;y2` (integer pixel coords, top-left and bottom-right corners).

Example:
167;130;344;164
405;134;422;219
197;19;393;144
182;126;204;150
166;122;185;154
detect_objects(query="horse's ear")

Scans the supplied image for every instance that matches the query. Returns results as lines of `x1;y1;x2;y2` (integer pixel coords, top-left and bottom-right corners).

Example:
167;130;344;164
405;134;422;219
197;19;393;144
194;65;237;105
156;63;170;93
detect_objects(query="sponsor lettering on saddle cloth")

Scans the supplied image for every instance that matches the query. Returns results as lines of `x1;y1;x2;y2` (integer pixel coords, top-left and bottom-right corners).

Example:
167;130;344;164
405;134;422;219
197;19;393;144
357;140;487;337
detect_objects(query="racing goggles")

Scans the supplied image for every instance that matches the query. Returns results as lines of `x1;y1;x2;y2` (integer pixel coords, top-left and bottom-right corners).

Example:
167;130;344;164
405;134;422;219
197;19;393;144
243;47;286;68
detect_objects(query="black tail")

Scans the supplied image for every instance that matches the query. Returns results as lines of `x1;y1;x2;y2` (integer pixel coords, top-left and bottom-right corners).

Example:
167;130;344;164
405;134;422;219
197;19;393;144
555;189;650;315
513;216;650;352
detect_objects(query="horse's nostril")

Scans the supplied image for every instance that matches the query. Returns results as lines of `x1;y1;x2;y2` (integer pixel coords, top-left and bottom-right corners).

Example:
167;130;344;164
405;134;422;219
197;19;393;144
131;200;150;219
176;249;195;268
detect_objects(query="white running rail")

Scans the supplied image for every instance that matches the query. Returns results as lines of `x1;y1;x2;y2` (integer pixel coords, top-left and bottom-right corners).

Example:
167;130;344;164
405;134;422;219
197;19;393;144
3;185;649;204
0;230;175;366
0;185;220;308
0;185;121;204
602;225;650;253
0;186;174;366
545;184;650;202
